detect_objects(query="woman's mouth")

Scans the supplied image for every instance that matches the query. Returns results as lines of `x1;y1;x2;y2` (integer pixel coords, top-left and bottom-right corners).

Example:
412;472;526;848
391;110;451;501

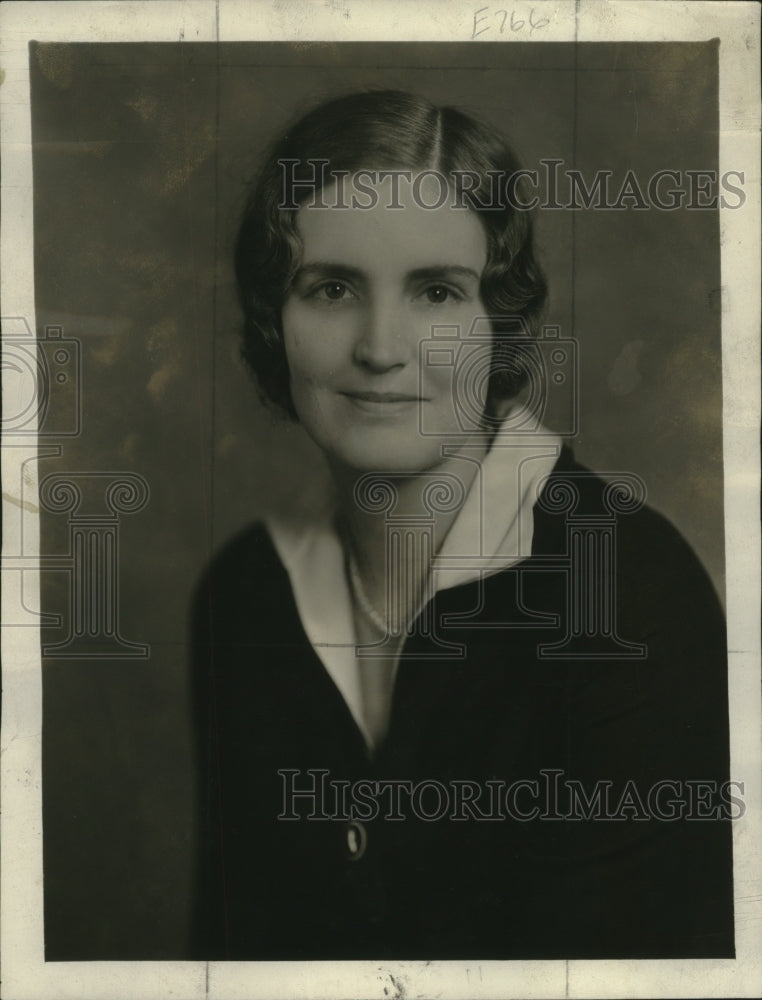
340;390;424;415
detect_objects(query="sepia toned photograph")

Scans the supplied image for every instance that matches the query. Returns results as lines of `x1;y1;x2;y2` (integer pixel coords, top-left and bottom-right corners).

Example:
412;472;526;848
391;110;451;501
1;2;760;998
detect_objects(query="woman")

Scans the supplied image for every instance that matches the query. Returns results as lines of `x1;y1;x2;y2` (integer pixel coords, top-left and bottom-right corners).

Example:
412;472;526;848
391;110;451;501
190;91;734;960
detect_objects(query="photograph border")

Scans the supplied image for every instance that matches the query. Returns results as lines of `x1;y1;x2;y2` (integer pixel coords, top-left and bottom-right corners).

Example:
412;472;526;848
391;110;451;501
1;2;760;998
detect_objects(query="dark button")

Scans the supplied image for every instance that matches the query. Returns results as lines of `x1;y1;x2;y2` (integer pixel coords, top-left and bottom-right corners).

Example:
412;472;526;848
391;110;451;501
346;820;367;861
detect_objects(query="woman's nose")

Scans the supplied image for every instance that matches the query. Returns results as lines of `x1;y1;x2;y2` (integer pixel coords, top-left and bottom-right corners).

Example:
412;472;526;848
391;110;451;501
353;301;413;372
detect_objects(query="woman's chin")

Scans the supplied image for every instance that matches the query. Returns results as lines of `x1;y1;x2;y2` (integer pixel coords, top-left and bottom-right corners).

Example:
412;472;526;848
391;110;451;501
325;438;451;477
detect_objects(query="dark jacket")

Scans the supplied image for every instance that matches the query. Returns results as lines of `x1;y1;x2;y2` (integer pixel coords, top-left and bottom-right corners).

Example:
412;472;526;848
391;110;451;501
189;446;734;959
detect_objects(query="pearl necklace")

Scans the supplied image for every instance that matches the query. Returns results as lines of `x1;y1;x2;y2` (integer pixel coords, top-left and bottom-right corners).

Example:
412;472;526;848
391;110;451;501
346;547;391;634
345;543;433;643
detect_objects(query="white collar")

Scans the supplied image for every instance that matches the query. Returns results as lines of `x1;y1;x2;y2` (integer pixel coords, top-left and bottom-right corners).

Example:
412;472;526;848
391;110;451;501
265;419;562;747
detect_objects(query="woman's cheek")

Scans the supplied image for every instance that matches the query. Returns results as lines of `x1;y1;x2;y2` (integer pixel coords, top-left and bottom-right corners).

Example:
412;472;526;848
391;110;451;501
284;309;351;386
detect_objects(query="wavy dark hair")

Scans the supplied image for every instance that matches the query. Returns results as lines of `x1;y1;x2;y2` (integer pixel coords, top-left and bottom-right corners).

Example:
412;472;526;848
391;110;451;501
234;89;548;420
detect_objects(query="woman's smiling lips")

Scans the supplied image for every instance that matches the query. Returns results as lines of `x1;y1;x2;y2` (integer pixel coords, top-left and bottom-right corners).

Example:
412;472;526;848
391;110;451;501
340;389;425;415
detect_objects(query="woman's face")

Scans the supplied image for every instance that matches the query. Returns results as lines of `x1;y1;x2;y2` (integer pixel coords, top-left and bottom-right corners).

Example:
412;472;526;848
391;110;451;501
281;175;491;474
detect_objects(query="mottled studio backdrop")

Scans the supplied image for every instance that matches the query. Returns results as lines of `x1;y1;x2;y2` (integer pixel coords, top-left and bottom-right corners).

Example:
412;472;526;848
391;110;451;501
32;41;723;957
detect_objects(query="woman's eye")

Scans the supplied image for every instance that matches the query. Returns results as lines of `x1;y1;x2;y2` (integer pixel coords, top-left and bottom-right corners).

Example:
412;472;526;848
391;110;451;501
424;285;458;304
315;281;351;301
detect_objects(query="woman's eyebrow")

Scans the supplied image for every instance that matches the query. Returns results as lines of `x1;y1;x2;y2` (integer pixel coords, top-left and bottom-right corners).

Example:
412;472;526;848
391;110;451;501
293;262;366;282
292;262;482;284
406;265;481;283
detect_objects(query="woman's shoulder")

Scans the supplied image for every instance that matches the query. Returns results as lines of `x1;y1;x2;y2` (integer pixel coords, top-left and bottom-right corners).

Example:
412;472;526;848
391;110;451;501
189;521;291;629
534;444;724;624
539;444;714;555
200;521;280;577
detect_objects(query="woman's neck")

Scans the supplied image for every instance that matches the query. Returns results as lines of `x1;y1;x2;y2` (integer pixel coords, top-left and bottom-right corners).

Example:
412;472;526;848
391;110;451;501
330;441;488;619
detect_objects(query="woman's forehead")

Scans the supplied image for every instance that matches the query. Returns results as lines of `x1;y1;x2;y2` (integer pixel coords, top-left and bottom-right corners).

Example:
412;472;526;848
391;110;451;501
295;175;488;274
